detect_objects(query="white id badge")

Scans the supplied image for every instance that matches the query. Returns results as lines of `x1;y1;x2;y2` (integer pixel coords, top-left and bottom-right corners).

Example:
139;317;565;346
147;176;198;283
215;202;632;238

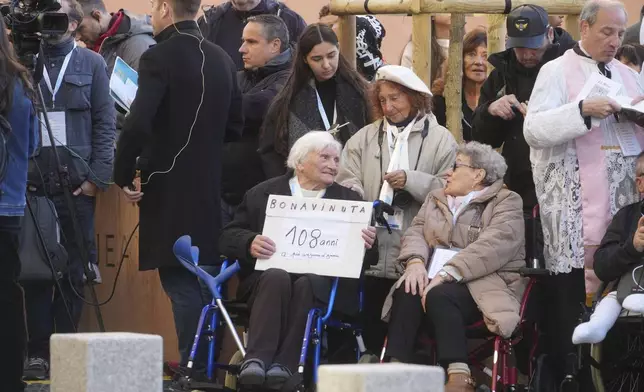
376;207;404;230
41;112;67;147
427;246;460;279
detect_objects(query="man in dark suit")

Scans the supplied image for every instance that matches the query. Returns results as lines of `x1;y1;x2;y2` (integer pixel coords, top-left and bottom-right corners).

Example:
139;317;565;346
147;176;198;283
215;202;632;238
112;0;243;376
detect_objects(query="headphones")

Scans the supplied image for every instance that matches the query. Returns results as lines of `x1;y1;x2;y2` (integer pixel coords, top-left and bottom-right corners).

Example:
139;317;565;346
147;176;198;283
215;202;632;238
140;14;206;186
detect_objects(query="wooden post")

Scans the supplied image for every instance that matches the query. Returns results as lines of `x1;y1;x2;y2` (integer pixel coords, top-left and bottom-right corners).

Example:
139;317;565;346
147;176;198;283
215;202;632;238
330;0;585;15
412;14;432;88
337;16;357;70
445;13;465;143
486;14;506;73
565;14;580;41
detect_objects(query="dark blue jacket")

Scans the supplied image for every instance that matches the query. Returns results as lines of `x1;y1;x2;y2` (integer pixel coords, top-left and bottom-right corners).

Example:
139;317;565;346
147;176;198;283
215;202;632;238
0;80;39;216
28;38;116;192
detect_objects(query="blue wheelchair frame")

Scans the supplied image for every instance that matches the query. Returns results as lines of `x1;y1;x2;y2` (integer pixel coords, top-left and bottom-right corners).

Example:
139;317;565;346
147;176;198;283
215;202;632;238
296;277;367;385
173;236;247;386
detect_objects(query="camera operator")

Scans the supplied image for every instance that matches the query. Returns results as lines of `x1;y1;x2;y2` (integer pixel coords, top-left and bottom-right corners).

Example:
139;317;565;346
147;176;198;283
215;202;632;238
0;17;40;392
22;0;115;380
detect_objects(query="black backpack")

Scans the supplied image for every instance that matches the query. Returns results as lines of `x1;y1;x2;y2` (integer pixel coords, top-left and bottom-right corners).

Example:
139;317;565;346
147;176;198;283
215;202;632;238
18;194;68;281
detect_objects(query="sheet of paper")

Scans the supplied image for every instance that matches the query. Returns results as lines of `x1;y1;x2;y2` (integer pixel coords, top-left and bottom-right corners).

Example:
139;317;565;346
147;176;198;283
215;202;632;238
613;122;642;156
575;72;621;101
41;112;67;147
427;247;459;279
257;195;374;279
109;57;138;113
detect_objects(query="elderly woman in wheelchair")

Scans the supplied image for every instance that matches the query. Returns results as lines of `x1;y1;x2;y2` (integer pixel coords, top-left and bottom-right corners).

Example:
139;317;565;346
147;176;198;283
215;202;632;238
381;142;527;392
219;131;378;390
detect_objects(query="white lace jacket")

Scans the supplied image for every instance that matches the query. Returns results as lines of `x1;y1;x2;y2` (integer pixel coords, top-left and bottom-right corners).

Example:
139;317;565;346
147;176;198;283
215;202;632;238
523;51;644;274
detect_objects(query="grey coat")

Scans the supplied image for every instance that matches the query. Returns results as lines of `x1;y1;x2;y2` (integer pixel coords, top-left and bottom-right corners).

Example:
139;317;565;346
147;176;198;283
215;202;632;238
99;10;155;74
336;113;457;280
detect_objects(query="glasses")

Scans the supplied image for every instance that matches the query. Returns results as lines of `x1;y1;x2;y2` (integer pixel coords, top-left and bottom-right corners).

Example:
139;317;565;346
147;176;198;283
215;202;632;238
452;163;477;171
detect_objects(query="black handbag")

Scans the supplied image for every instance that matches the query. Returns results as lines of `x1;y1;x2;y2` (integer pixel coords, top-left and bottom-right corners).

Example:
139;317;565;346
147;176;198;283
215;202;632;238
18;194;68;281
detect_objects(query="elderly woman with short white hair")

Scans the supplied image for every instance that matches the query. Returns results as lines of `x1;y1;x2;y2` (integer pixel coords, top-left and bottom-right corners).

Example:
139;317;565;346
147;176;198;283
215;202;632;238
219;131;378;390
383;142;526;392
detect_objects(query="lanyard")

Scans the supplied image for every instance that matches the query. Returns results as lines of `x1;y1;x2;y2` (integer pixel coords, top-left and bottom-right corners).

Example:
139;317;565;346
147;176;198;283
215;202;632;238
42;41;77;108
314;88;337;132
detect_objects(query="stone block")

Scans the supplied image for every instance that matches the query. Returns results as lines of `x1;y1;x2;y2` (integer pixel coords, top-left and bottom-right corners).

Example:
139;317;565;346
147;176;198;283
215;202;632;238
51;332;163;392
318;363;445;392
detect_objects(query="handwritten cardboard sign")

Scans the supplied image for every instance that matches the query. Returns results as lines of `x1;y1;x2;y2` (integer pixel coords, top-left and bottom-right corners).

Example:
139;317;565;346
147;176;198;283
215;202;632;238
257;195;373;279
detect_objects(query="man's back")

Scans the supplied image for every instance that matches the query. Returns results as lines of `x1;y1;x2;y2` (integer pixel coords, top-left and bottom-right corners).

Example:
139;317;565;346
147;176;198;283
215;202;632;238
114;21;243;270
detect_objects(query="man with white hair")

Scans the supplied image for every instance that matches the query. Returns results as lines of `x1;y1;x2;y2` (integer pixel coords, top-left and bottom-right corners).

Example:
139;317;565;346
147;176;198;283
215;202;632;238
524;0;644;381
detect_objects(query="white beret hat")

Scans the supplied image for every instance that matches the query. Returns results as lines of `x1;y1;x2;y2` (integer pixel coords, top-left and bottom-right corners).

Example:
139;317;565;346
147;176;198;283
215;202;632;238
375;65;432;96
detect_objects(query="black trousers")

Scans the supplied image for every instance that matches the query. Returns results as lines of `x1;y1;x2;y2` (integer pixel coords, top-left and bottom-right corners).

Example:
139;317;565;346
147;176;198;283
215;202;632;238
386;283;482;366
246;269;323;372
0;219;26;392
543;268;587;380
362;276;394;352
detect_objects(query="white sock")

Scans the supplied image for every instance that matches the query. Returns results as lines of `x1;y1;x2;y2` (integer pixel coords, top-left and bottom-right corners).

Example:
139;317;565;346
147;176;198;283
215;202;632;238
622;293;644;314
572;292;621;345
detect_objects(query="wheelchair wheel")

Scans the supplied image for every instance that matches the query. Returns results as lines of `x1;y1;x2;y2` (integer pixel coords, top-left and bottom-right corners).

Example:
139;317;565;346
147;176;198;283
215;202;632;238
225;350;244;390
590;319;644;392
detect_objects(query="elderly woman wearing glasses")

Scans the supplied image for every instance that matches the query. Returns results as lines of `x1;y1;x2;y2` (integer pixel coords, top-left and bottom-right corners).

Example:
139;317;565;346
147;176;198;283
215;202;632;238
382;142;527;392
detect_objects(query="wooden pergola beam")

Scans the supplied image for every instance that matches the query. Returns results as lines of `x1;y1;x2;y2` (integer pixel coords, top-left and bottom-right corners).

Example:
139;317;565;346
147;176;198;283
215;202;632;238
444;14;466;143
330;0;585;15
412;14;432;88
337;16;357;69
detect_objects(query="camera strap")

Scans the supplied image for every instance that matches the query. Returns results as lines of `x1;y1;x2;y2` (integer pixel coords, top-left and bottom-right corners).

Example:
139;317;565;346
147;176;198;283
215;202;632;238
41;41;77;109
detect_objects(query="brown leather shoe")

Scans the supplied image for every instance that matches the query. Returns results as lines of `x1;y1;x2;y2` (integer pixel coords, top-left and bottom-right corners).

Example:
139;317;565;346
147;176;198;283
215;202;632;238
445;373;476;392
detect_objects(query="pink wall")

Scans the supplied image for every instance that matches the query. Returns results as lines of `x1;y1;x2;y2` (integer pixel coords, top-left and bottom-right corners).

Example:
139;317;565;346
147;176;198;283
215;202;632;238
107;0;643;64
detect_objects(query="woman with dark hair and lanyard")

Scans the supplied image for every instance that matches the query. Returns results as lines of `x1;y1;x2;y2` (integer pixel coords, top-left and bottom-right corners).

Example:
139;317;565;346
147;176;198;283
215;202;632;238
259;23;371;179
336;65;457;355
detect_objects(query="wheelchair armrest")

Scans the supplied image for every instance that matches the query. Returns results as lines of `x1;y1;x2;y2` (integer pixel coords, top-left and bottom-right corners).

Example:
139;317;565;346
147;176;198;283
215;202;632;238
519;267;550;277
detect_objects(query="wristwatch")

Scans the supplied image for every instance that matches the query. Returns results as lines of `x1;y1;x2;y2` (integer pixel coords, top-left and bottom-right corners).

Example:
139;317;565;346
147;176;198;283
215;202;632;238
438;269;451;280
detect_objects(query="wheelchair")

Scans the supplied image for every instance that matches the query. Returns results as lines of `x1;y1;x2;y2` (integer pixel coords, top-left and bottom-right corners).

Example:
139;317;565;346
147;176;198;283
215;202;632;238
220;270;371;391
373;204;554;392
376;266;550;392
580;285;644;392
172;199;390;391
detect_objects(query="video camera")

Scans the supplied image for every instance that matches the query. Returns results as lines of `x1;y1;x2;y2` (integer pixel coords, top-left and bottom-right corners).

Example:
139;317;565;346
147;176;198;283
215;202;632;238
1;0;69;60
